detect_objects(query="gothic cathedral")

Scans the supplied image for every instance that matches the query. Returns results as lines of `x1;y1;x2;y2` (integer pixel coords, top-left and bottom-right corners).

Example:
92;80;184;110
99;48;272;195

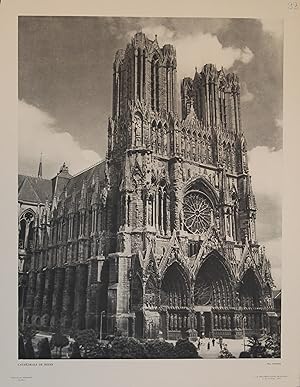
18;32;276;340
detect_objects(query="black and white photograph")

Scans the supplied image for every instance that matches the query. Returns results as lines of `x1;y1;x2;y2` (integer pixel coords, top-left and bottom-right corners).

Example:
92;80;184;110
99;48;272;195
17;16;283;361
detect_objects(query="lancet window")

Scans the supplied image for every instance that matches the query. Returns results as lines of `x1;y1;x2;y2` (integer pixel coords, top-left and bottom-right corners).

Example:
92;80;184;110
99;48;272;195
155;184;169;235
18;210;35;250
151;54;160;112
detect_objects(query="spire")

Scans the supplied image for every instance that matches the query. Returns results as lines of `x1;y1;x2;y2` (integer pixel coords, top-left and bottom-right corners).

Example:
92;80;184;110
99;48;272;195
246;175;257;211
38;153;43;179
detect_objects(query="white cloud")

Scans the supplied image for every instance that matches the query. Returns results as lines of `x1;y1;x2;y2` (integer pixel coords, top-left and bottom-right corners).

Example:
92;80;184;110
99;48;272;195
248;146;282;200
18;100;100;179
248;146;282;288
260;19;283;39
264;237;281;289
174;33;254;79
275;118;283;129
127;25;175;46
240;81;254;103
128;25;254;80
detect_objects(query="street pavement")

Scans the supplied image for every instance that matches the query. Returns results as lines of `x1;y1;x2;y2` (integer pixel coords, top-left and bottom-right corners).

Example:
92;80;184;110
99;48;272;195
196;337;246;359
166;337;247;359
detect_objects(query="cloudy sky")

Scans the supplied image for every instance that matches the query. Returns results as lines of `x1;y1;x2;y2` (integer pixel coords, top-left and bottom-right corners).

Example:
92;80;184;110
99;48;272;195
18;17;282;287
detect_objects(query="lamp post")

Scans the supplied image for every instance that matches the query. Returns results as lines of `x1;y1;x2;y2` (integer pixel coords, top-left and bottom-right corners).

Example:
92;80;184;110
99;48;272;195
242;315;246;351
149;320;153;339
99;311;106;342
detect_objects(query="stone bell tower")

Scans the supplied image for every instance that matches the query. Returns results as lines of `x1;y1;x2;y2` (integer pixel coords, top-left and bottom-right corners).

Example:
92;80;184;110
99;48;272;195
106;32;179;334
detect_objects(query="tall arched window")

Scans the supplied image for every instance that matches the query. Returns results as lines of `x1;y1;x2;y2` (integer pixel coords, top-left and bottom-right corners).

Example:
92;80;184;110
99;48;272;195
19;219;26;249
137;48;142;101
147;194;154;227
151;121;157;152
19;210;35;250
157;122;162;154
181;128;186;158
28;221;34;251
166;60;174;112
163;123;168;155
133;112;142;147
151;54;160;112
157;183;168;235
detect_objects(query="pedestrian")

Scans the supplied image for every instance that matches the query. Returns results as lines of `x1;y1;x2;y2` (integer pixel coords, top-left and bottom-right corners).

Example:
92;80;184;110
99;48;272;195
207;341;210;350
212;338;215;347
219;337;223;350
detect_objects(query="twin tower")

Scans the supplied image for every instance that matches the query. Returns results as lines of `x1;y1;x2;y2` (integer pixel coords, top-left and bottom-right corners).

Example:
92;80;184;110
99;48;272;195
21;32;274;340
103;32;272;339
107;31;252;252
109;31;242;158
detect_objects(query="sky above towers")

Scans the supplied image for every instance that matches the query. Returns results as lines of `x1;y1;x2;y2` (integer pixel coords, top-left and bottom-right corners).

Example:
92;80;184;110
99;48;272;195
18;16;282;287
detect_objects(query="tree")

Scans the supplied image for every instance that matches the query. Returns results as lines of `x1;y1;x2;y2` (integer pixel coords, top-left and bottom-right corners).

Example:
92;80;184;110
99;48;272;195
70;341;82;359
247;335;274;358
19;324;37;342
87;343;109;359
37;338;52;359
73;329;98;358
50;332;69;359
18;335;25;359
247;336;266;358
246;335;281;358
144;339;176;359
264;335;281;358
239;351;251;358
24;337;35;359
174;338;199;359
109;337;145;359
19;325;37;359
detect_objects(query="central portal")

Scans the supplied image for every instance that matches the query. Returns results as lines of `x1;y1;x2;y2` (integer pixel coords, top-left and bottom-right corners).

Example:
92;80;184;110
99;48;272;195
195;309;212;337
193;253;234;338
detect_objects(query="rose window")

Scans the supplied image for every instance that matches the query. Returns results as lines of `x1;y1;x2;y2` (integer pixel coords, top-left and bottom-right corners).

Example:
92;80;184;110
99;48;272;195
183;191;213;234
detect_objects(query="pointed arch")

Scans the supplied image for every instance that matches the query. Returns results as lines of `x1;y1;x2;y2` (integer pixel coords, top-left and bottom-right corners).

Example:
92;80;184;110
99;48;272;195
160;262;189;308
194;252;235;308
159;231;190;278
184;176;219;207
238;268;263;308
19;209;35;250
131;273;143;311
144;274;159;308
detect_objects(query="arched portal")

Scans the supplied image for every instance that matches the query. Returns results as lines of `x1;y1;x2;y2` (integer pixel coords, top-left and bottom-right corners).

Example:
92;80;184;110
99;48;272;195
238;269;264;334
160;262;190;339
194;253;234;337
131;275;143;310
131;275;144;338
239;269;262;308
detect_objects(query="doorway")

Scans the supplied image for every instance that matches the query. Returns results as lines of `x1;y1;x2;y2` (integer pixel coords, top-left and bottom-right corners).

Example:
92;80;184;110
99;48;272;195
135;311;144;339
204;312;212;337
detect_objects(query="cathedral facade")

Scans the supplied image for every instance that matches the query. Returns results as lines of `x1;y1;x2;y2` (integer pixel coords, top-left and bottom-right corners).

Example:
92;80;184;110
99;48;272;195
18;32;276;340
